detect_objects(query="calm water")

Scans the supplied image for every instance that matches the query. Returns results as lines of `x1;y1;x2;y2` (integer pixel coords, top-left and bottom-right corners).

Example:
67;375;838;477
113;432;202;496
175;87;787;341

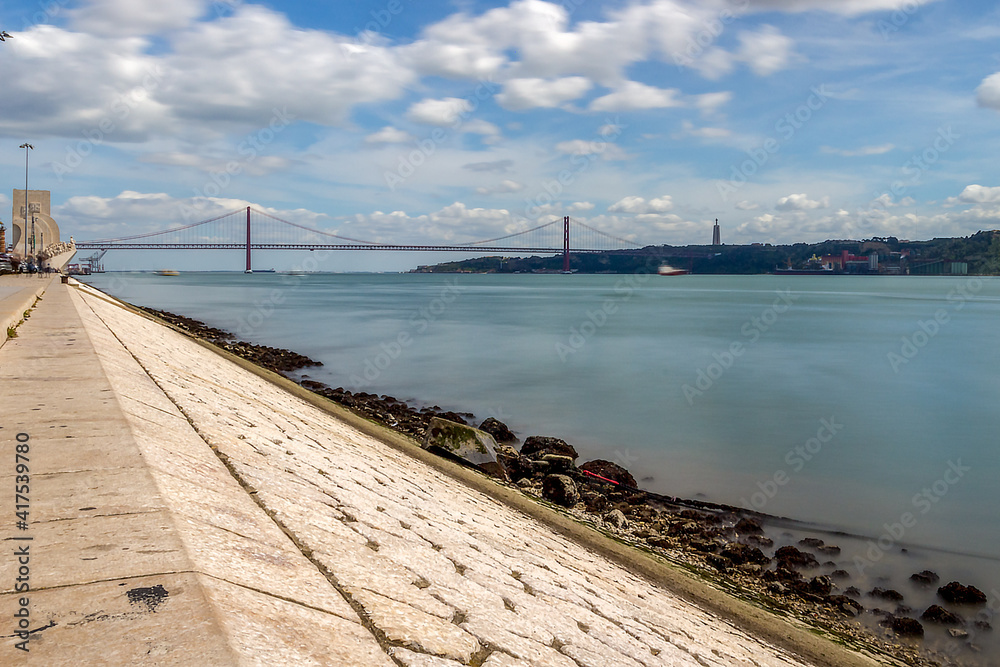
84;271;1000;660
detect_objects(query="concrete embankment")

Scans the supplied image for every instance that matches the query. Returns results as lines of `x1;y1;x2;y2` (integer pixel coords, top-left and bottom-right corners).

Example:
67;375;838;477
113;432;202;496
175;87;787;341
1;281;887;666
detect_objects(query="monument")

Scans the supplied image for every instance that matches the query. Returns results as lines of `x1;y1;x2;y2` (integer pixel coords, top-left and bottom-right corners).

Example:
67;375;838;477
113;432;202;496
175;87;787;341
9;189;76;270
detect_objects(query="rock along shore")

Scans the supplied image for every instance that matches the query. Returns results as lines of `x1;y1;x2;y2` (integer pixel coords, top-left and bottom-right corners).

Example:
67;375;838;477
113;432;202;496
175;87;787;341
8;279;927;666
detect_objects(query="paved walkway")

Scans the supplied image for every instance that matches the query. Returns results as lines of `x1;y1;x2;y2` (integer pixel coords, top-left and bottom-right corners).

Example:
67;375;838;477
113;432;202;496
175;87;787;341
0;282;844;665
0;275;53;343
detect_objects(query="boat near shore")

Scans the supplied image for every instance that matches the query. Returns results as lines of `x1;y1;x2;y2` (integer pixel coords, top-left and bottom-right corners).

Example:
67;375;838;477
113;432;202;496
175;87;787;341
154;269;179;276
658;264;688;276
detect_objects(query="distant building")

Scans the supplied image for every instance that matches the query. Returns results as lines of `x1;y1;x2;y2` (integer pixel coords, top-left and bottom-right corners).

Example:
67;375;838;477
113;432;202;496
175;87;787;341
712;219;721;245
820;254;843;270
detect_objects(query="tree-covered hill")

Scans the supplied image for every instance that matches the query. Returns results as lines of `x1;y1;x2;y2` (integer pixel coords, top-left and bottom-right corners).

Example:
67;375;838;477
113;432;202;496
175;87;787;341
411;231;1000;275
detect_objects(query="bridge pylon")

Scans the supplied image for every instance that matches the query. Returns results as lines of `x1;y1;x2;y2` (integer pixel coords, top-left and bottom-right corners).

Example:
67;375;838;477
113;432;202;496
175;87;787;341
245;206;252;273
563;216;570;273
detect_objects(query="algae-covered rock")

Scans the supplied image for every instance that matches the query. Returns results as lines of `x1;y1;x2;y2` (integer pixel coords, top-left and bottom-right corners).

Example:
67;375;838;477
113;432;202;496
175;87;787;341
423;417;500;469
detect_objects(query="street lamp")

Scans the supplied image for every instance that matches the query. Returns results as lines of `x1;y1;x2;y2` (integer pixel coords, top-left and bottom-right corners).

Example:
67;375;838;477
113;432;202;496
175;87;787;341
20;143;33;261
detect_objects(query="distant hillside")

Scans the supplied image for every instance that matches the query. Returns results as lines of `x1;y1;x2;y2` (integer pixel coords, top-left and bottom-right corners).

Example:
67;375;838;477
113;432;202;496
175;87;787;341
411;230;1000;275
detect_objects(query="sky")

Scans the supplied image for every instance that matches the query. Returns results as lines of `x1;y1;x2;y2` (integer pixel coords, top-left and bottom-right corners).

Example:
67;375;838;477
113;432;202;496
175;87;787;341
1;0;999;271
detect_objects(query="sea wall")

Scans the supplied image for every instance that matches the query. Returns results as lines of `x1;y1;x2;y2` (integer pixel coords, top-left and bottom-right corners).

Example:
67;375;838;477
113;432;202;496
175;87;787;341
0;281;880;666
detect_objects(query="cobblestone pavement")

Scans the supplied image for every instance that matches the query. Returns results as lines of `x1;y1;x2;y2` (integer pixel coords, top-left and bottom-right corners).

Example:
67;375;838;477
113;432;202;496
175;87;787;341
76;285;816;667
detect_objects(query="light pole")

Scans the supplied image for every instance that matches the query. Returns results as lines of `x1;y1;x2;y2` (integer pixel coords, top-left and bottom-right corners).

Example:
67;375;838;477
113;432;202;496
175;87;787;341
20;143;33;261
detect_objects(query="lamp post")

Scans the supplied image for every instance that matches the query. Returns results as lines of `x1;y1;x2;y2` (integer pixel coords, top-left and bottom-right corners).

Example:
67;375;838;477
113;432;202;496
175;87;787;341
20;143;33;261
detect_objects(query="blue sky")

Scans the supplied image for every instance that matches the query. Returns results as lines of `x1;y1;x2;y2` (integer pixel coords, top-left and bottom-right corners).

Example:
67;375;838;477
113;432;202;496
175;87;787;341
1;0;999;271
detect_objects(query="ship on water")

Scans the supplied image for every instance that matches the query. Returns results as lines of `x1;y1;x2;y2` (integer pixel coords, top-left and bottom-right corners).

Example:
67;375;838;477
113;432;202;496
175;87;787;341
657;264;688;276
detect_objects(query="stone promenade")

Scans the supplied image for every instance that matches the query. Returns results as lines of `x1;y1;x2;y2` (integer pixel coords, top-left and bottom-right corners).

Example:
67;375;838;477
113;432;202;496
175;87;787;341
0;281;876;666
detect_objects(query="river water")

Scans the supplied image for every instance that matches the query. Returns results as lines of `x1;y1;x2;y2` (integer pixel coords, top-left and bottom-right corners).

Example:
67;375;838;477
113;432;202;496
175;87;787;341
82;271;1000;661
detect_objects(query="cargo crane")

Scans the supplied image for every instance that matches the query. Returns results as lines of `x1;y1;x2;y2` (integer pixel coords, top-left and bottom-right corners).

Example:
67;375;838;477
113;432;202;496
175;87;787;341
82;249;107;274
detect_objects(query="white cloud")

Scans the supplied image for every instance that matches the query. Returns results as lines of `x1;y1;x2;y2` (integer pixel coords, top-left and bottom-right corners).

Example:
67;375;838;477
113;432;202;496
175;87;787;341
0;6;417;140
976;72;1000;110
737;25;795;76
748;0;945;15
676;120;732;141
589;81;682;112
608;195;674;214
163;7;412;130
139;151;290;177
694;91;732;116
735;200;760;211
555;139;628;160
402;40;506;79
957;185;1000;204
366;127;414;144
70;0;208;36
496;77;592;110
775;194;829;210
463;119;502;136
476;180;525;195
691;48;735;80
406;97;473;126
0;26;173;140
821;143;895;157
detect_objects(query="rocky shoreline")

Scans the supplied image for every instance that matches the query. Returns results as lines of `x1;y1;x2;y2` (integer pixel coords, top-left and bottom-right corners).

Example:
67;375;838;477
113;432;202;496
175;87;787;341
141;306;993;667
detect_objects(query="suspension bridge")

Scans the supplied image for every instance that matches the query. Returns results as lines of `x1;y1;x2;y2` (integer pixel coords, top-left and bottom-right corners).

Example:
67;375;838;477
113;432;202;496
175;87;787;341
74;207;664;272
